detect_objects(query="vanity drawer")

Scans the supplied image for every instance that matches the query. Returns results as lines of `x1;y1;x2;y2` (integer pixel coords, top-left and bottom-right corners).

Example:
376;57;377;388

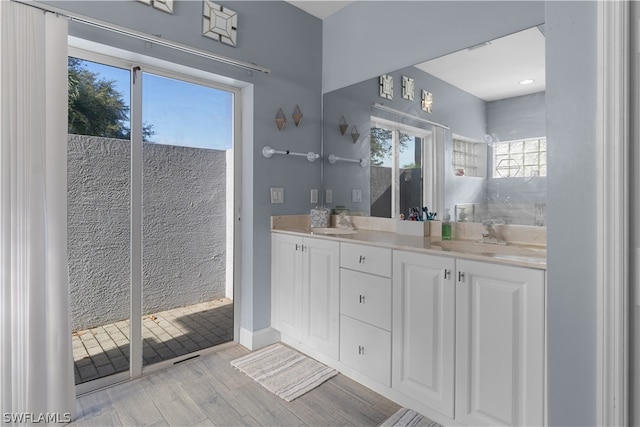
340;269;391;331
340;242;392;277
340;314;391;387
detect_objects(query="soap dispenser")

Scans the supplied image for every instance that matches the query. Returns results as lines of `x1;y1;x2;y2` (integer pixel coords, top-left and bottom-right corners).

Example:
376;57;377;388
442;209;452;240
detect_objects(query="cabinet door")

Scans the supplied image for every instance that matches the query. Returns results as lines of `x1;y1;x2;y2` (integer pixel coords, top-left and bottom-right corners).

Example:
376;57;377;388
455;260;545;427
271;233;303;341
392;250;455;418
302;237;340;359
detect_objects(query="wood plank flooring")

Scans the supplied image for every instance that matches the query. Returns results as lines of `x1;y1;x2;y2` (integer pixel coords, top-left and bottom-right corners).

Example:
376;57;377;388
69;344;401;426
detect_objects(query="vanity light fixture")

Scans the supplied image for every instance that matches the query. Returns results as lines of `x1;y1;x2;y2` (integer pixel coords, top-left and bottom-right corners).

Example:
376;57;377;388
275;108;286;131
350;125;360;143
292;105;303;127
338;116;348;135
519;79;535;85
421;90;434;113
402;76;414;101
379;74;393;99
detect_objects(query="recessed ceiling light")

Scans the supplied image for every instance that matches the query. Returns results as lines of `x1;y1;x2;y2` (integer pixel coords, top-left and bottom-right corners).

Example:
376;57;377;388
519;79;535;85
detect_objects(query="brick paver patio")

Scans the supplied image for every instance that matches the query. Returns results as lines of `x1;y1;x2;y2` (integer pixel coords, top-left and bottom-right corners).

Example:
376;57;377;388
72;298;233;384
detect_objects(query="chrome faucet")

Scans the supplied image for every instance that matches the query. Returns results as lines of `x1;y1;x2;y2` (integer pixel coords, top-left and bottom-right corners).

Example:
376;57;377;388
480;220;504;244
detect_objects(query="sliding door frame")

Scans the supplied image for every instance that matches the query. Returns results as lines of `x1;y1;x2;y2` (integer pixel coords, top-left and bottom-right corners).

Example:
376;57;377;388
69;44;244;394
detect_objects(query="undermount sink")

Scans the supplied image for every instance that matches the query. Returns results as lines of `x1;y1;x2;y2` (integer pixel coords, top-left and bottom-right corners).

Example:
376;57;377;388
310;227;358;235
430;239;546;258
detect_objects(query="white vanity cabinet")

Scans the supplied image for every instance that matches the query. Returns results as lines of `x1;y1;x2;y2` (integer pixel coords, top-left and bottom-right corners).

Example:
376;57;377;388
392;250;456;418
339;242;392;386
455;259;545;427
271;233;340;359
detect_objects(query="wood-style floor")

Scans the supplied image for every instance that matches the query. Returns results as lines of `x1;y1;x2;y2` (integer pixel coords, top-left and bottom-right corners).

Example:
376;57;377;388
69;343;401;426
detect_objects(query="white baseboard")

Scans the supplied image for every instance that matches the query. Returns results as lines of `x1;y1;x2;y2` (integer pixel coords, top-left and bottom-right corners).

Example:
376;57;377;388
238;326;280;351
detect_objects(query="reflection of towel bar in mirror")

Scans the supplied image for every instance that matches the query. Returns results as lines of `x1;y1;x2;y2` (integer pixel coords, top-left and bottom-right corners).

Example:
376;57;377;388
327;154;367;167
262;146;320;162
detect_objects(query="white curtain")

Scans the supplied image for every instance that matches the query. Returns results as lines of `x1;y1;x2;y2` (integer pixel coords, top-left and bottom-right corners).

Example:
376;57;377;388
0;1;75;422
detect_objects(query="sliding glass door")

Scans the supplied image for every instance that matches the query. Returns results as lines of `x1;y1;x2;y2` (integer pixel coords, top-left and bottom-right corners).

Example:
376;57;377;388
68;51;238;392
140;70;235;368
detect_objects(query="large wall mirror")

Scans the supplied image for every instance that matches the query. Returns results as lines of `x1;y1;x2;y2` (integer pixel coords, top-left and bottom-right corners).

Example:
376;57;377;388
322;25;546;226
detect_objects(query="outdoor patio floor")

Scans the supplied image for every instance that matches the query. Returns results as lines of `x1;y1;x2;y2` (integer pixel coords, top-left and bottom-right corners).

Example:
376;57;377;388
72;298;233;385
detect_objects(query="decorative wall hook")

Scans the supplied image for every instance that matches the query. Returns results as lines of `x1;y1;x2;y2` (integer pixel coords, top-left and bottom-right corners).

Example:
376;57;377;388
275;108;286;131
338;116;348;135
350;125;360;143
292;105;303;127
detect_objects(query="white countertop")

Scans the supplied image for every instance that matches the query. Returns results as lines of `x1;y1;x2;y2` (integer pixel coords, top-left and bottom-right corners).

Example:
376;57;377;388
271;225;547;270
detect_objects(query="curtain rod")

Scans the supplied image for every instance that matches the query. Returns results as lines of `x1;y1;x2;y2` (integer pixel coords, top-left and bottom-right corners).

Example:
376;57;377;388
12;0;271;74
372;103;449;130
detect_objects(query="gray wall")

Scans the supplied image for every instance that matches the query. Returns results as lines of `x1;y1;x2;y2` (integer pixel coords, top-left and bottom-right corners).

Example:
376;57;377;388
68;135;227;330
487;92;546;142
49;0;323;334
546;2;598;425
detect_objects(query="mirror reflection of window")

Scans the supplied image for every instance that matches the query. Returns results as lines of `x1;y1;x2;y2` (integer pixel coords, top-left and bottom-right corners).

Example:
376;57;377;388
370;119;430;219
452;138;484;178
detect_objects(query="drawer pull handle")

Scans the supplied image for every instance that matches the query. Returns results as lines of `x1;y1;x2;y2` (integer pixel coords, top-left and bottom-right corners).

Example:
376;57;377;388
358;345;365;355
359;294;365;304
359;255;366;263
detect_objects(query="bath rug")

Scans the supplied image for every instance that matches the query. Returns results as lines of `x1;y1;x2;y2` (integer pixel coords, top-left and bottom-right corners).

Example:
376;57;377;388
380;408;442;427
230;343;337;402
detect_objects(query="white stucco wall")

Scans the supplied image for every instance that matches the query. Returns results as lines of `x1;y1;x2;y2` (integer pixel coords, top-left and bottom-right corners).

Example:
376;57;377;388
68;135;227;330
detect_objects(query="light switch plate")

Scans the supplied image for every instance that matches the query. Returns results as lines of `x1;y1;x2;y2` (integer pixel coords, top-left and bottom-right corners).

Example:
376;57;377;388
310;189;318;204
352;189;362;203
325;189;333;204
270;188;284;204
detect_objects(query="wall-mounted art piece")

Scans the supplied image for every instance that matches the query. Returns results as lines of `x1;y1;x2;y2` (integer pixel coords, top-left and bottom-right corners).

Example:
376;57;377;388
275;108;286;131
202;1;238;47
292;105;303;127
338;116;348;135
350;125;360;143
137;0;174;14
402;76;414;101
421;90;434;113
379;75;393;100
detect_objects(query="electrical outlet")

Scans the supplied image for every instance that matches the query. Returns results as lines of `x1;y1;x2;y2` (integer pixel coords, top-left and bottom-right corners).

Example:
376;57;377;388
310;189;318;204
270;188;284;204
352;189;362;203
325;189;333;204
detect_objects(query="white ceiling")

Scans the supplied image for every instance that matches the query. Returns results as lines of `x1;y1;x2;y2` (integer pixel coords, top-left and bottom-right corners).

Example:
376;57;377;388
414;26;545;102
286;1;353;19
286;2;545;102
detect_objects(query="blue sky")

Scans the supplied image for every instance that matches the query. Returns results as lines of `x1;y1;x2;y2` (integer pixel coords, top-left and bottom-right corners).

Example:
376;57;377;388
80;59;233;150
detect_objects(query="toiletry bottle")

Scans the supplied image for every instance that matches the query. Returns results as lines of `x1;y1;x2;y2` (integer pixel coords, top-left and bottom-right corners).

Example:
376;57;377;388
442;209;452;240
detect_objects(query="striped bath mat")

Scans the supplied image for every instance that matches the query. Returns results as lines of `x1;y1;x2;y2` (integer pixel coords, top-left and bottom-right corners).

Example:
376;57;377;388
230;343;337;402
381;408;442;427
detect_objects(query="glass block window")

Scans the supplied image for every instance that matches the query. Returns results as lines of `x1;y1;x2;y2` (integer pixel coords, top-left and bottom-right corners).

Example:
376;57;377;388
452;138;482;177
492;137;546;178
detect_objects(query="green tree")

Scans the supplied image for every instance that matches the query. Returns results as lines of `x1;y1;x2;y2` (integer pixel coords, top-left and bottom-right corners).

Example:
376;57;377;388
68;58;154;141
